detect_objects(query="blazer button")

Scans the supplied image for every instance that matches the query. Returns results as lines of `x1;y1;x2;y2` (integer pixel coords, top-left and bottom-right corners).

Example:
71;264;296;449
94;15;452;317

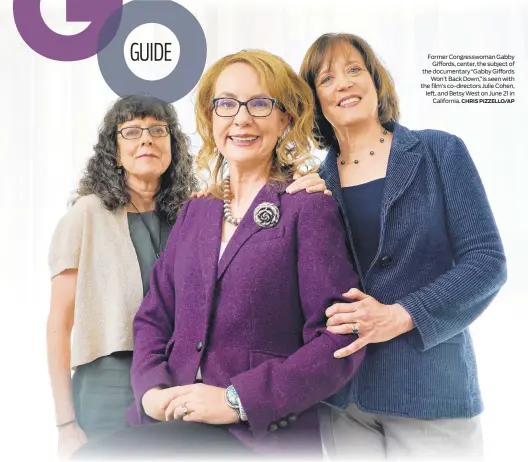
268;423;278;432
278;419;288;428
287;414;297;424
379;255;392;268
195;340;203;352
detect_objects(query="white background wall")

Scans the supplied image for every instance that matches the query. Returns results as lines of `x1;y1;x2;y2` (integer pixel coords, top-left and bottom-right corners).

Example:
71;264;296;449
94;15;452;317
1;0;526;460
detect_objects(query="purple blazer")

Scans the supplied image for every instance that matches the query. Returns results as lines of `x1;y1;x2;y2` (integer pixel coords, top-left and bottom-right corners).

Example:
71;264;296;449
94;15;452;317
127;181;365;455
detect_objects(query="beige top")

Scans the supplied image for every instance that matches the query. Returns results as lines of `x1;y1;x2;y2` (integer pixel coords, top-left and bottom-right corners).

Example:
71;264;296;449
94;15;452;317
48;194;144;369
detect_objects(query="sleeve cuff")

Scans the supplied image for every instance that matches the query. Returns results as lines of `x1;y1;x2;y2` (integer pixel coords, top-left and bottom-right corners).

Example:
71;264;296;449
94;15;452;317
130;364;172;425
396;294;439;351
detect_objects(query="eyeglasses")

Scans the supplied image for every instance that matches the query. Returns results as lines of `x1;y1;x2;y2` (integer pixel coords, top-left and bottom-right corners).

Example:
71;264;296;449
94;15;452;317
211;97;286;118
117;124;171;140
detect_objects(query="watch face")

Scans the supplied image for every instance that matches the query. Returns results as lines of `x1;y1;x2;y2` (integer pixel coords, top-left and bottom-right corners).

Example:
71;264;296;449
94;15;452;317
226;386;239;407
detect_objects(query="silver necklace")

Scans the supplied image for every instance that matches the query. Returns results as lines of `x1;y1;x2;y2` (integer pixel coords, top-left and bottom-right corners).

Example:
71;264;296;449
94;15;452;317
129;202;162;258
337;129;388;166
223;176;242;226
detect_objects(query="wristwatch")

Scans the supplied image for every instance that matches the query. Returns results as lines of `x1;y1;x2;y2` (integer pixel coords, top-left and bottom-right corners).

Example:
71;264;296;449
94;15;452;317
225;385;248;421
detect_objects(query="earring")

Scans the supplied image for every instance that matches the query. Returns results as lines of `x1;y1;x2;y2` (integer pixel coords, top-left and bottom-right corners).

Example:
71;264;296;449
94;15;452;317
116;165;123;175
276;131;288;147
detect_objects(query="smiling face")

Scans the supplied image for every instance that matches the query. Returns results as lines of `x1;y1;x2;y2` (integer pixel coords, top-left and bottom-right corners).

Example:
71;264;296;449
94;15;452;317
212;62;290;171
315;42;379;131
116;115;172;183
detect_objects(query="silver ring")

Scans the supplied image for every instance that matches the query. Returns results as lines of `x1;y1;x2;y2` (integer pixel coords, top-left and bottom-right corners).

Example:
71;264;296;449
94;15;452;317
182;403;188;416
351;323;359;336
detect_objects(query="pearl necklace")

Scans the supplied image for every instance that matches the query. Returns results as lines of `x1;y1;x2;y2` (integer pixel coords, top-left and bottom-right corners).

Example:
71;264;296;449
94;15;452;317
223;176;241;226
337;129;388;166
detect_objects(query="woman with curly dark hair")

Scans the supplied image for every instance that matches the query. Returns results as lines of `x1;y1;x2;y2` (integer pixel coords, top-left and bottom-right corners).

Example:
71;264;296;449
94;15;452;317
46;94;198;459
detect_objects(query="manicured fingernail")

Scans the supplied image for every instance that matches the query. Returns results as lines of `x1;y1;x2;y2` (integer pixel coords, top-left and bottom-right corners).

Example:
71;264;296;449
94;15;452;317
334;351;342;358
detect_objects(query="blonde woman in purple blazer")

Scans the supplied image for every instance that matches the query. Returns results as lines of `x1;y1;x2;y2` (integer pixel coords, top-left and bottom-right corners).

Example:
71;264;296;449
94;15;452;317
73;50;365;460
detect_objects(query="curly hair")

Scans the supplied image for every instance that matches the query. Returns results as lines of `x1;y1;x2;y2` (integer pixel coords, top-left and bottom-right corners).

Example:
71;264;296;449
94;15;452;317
72;94;198;225
194;49;318;197
300;33;400;150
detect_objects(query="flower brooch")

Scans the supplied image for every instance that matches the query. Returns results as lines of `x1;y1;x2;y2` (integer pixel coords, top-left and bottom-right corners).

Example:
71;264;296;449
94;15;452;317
253;202;280;228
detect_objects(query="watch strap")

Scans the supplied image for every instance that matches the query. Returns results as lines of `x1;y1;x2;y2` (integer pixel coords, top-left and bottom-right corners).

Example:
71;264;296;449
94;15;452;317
225;385;248;422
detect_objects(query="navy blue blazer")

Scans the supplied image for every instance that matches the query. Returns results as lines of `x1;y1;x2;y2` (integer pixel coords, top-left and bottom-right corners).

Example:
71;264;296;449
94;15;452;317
319;121;507;419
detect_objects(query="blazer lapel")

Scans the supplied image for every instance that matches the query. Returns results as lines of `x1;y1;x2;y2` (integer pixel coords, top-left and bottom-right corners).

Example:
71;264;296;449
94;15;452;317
320;146;344;208
217;182;285;281
364;122;422;277
198;199;222;310
380;122;421;212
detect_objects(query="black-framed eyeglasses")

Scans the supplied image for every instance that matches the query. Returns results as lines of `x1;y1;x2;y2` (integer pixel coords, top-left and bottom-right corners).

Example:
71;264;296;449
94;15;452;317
211;97;286;118
117;124;171;140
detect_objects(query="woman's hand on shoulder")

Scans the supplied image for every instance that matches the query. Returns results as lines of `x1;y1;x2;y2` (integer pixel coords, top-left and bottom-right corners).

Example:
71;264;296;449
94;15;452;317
190;184;215;199
286;172;332;196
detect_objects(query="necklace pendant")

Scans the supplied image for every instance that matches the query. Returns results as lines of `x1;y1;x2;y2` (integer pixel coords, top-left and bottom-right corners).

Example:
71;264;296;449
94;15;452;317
354;160;359;164
340;160;345;165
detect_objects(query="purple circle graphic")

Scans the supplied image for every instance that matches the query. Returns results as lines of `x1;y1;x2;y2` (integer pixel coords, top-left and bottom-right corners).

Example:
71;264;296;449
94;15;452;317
13;0;123;61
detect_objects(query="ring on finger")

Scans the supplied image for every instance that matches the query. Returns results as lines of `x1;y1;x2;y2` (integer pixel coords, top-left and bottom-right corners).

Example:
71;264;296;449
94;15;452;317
351;322;360;336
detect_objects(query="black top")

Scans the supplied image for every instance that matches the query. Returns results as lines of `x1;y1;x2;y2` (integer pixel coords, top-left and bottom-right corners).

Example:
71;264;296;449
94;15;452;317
127;211;171;296
341;178;385;275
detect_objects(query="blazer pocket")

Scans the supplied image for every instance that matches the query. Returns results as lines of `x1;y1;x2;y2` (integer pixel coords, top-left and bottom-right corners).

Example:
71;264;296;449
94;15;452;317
247;226;285;244
249;349;289;368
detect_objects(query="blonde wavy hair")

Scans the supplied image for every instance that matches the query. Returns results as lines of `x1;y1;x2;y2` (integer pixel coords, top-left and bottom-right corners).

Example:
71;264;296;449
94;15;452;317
195;49;318;196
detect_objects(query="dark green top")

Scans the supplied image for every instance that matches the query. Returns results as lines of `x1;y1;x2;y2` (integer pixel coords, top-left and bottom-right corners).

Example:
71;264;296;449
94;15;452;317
127;211;171;296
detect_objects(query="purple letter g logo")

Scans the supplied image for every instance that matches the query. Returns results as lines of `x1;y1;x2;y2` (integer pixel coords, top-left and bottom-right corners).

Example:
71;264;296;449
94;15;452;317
13;0;123;61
